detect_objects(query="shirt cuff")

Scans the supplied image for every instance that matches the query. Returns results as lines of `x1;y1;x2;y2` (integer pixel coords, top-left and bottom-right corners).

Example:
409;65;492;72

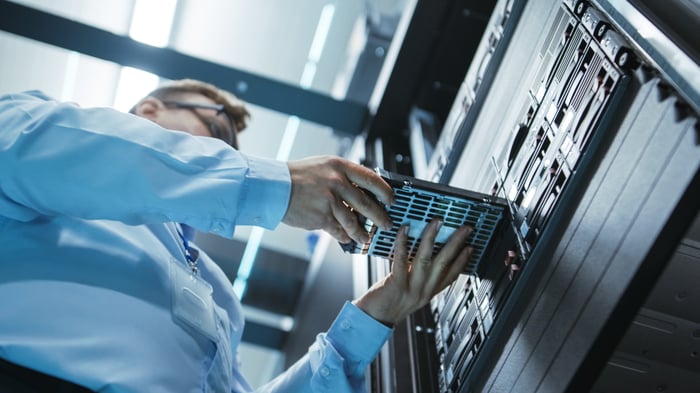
235;155;291;229
326;301;393;370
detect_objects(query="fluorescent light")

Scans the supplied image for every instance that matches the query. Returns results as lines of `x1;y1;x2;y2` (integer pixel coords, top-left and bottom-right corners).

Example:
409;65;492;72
60;52;81;102
232;279;247;300
231;3;336;302
276;116;300;160
129;0;178;47
233;226;265;298
113;0;177;111
113;67;159;111
299;62;317;89
299;4;335;90
232;115;300;298
242;305;295;332
308;4;335;63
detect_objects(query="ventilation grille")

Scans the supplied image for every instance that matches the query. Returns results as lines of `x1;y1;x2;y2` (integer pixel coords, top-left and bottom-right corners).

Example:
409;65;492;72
342;170;508;274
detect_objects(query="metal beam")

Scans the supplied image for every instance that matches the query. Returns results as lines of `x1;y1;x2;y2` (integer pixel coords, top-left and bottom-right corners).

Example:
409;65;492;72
0;0;368;134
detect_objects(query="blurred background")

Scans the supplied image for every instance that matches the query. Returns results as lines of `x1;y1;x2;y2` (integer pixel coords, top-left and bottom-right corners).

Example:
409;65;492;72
0;0;408;387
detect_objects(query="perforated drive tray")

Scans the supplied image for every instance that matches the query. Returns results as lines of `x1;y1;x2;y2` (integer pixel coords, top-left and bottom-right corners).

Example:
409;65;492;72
341;169;510;274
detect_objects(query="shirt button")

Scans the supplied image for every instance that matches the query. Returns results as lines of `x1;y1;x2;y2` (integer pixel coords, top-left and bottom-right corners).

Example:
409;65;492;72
319;367;330;377
212;223;225;234
340;320;351;330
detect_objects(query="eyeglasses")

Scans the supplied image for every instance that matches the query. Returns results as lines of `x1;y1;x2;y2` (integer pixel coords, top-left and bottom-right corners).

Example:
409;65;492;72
162;100;238;149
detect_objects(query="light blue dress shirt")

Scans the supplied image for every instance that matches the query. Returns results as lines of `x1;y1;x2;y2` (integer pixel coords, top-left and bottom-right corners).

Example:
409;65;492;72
0;91;392;392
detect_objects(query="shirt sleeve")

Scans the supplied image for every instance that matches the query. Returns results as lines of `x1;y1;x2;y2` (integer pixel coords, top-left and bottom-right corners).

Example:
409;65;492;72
253;301;393;393
0;91;291;237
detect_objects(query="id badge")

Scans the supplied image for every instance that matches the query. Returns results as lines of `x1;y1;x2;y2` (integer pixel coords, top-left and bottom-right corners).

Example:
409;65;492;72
169;259;218;342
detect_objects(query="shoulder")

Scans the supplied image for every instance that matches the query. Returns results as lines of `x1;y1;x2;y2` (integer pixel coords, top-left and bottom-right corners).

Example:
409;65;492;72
0;90;56;104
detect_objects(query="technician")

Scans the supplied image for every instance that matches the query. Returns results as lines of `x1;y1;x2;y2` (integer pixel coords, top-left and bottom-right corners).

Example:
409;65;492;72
0;79;473;392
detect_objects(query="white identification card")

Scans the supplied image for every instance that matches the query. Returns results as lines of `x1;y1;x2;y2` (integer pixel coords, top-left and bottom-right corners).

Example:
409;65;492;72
169;259;218;342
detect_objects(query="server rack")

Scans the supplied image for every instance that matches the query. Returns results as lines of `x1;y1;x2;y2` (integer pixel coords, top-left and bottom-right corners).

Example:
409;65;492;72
361;0;699;392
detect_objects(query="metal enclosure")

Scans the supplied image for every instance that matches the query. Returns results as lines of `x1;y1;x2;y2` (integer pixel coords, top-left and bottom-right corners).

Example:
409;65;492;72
361;0;700;391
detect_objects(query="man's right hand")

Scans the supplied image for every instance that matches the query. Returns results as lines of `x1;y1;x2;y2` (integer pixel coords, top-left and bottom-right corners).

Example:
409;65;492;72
353;219;473;326
283;156;395;244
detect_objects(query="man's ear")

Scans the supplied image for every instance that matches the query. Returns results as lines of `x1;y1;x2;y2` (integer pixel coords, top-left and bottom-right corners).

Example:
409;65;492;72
133;97;163;121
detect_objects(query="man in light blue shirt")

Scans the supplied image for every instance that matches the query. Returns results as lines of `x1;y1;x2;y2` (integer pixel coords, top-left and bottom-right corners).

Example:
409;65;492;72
0;79;474;392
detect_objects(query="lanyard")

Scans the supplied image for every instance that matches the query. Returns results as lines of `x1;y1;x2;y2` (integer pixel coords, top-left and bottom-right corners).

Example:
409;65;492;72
177;228;200;275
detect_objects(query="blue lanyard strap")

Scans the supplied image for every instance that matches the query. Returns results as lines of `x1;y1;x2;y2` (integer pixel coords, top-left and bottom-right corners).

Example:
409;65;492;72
177;228;200;275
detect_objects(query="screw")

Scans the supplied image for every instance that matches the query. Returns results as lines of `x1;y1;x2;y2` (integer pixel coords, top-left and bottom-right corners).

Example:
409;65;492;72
618;52;628;67
597;24;607;37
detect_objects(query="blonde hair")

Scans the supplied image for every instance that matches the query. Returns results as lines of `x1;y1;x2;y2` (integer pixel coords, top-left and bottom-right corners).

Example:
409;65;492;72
131;79;250;147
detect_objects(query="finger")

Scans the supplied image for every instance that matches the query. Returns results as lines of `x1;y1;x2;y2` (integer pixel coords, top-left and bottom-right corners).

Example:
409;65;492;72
342;164;395;206
323;213;352;243
424;225;473;291
438;225;474;262
391;224;410;284
435;246;472;294
331;200;369;244
329;229;351;244
411;219;442;286
338;183;393;231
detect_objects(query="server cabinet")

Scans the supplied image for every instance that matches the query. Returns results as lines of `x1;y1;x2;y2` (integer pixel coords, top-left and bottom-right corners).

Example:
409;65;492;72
361;0;700;392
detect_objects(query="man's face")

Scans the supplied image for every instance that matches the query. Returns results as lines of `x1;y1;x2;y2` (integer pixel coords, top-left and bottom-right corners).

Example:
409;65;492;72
136;93;236;146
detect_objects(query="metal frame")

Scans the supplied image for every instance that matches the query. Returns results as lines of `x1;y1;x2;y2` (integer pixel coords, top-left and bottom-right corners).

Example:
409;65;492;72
0;0;368;134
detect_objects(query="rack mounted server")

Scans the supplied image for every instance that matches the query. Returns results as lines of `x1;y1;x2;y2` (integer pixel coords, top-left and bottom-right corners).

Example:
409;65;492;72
363;0;700;392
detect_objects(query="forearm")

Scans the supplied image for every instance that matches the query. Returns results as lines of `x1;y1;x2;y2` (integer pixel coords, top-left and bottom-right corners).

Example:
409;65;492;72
0;91;290;235
254;302;392;393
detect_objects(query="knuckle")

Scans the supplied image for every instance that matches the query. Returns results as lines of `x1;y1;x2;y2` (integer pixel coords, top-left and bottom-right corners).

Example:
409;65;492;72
326;155;343;168
329;174;346;189
416;256;432;267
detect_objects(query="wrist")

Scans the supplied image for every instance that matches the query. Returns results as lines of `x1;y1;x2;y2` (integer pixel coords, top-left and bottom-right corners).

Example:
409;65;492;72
351;299;396;328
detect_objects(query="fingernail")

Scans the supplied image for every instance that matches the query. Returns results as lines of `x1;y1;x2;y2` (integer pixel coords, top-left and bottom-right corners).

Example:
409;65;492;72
435;219;443;229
